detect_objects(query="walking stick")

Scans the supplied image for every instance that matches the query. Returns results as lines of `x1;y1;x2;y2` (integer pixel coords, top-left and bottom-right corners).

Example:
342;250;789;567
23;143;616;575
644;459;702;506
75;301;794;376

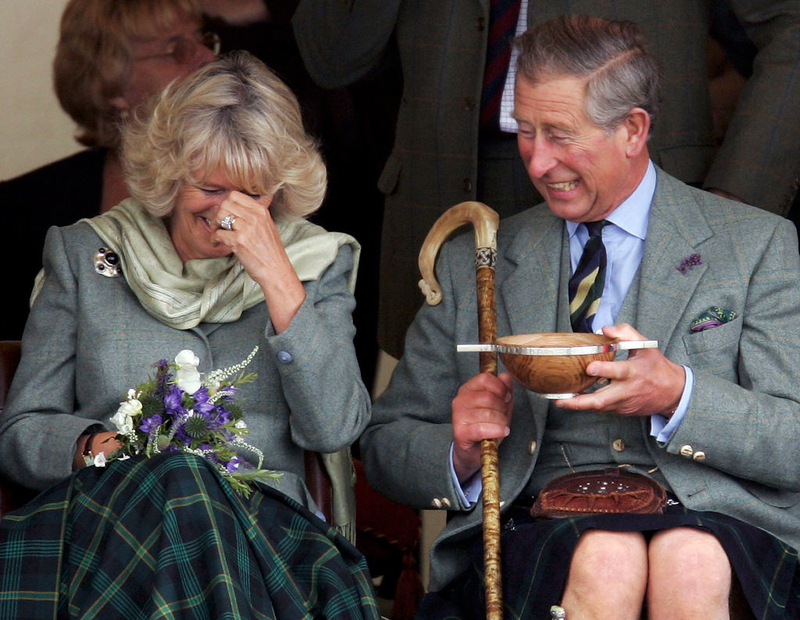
418;201;502;620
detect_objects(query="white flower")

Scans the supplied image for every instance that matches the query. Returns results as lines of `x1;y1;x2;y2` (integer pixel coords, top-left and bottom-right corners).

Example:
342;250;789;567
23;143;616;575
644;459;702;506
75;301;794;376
93;452;107;468
175;349;200;369
174;349;202;394
111;398;142;434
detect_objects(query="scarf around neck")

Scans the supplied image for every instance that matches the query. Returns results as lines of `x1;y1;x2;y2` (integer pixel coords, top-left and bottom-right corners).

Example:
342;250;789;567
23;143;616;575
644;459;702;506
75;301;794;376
35;198;360;330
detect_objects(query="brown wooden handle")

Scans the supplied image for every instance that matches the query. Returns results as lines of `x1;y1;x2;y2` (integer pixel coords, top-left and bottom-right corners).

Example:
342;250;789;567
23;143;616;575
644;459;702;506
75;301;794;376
418;201;499;306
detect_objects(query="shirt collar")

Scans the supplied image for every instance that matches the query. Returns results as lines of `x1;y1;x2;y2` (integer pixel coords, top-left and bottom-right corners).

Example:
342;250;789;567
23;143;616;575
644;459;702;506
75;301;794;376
566;160;656;240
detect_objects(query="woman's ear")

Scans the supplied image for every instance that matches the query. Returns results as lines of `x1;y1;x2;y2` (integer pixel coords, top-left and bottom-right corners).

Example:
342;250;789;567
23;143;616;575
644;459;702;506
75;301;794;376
624;107;651;158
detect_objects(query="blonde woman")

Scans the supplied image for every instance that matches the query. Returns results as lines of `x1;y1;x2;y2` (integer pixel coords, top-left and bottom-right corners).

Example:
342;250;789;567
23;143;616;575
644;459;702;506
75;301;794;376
0;52;377;619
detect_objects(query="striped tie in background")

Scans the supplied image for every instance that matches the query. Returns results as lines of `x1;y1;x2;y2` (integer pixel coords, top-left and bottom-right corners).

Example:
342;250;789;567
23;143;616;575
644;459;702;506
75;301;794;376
569;220;609;333
480;0;522;129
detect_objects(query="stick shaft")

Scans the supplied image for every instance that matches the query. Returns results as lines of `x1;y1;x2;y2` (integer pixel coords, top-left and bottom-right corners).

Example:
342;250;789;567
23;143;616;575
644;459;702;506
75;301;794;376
476;259;502;620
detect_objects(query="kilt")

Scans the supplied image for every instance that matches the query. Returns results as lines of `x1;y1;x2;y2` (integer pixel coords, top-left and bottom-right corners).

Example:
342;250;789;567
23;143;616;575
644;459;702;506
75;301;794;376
418;504;800;620
0;453;380;620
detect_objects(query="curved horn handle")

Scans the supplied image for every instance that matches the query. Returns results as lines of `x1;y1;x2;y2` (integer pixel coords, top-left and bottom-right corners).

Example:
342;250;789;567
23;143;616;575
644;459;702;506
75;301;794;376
418;201;500;305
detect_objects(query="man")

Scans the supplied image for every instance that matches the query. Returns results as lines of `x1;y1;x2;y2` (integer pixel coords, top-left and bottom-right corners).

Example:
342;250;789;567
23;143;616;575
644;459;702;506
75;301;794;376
361;15;800;619
293;0;800;359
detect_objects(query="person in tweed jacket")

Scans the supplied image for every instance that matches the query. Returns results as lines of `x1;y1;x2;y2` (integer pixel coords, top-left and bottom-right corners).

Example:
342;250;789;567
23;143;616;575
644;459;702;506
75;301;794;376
0;53;378;620
363;16;800;619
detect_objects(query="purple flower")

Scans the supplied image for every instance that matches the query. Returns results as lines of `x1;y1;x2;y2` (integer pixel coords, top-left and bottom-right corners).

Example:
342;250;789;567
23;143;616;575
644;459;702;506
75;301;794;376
226;456;242;472
677;253;702;274
163;385;186;417
139;414;163;435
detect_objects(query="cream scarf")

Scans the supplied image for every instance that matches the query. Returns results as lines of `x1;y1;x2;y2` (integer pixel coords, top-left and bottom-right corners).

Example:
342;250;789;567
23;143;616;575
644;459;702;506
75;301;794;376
58;198;359;329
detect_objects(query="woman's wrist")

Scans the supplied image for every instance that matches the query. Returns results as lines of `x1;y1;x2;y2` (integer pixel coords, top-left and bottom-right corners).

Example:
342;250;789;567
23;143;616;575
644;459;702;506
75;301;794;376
73;431;120;470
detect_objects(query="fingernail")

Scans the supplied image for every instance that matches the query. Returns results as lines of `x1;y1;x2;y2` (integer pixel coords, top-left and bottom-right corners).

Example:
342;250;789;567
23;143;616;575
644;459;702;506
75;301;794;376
505;392;513;402
503;427;511;437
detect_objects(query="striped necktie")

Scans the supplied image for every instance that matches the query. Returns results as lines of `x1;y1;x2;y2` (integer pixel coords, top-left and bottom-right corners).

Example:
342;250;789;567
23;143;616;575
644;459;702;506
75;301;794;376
480;0;522;129
569;220;609;333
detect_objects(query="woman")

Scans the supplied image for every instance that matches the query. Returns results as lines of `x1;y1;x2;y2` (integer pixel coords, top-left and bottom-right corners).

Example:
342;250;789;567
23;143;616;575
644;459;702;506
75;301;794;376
0;52;378;619
1;0;218;340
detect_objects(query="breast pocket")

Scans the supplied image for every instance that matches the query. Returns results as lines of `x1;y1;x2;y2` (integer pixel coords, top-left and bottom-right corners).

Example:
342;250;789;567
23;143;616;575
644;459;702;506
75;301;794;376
681;315;742;379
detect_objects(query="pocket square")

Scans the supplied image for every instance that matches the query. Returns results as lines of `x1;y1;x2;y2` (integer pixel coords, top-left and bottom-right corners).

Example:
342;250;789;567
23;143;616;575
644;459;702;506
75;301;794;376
690;306;737;332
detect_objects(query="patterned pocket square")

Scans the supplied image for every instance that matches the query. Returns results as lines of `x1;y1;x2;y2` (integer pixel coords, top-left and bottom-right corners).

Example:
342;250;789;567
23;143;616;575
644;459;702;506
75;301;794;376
690;306;737;332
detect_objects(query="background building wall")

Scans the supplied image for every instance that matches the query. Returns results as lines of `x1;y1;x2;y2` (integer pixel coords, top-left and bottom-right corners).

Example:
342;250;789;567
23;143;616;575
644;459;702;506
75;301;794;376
1;0;78;180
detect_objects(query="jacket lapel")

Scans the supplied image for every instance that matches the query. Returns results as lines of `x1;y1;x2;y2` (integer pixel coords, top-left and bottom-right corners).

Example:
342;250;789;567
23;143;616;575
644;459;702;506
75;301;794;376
630;168;713;348
497;205;566;339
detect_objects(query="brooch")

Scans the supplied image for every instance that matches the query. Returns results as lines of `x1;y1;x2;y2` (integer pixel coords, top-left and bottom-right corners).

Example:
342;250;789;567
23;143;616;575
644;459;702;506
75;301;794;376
677;253;702;274
95;247;122;278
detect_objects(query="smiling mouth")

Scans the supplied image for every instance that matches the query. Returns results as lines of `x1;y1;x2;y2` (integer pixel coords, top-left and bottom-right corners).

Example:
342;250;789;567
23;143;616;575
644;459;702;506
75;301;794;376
548;180;579;191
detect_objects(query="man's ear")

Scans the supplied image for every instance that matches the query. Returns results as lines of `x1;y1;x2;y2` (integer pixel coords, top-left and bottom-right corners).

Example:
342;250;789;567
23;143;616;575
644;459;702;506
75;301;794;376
623;107;650;158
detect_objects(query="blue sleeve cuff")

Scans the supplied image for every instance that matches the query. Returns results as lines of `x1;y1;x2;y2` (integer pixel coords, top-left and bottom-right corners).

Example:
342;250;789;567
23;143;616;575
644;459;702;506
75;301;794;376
449;442;482;508
651;365;694;444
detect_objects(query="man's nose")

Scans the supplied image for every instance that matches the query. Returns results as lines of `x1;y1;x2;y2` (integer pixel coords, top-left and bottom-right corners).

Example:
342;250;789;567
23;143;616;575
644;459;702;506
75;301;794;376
526;138;558;179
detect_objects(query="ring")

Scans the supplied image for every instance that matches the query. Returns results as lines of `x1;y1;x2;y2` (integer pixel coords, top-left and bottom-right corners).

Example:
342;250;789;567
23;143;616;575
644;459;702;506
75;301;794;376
220;214;236;231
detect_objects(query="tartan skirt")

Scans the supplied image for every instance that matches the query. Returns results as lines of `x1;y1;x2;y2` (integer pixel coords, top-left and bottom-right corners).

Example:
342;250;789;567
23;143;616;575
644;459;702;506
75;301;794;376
0;453;381;620
418;504;800;620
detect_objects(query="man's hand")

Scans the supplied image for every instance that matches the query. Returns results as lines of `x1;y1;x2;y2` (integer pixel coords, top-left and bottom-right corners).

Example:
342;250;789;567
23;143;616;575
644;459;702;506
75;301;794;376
555;324;685;417
452;372;514;483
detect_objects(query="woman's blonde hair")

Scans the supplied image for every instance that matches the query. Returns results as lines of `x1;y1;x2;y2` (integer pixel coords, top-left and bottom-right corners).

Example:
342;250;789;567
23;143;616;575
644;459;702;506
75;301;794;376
54;0;203;148
122;51;327;221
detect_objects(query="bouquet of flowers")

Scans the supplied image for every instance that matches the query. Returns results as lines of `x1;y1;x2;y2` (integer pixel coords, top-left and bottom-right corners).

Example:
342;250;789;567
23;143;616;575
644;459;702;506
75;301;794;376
107;346;280;496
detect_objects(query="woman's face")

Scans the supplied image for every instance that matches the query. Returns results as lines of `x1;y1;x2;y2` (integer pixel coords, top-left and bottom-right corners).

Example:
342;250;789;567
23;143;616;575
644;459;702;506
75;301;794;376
169;170;270;262
110;13;216;114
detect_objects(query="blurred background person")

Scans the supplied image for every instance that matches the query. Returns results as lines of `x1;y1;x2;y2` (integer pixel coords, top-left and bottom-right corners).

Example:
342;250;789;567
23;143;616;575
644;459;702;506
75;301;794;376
0;0;218;340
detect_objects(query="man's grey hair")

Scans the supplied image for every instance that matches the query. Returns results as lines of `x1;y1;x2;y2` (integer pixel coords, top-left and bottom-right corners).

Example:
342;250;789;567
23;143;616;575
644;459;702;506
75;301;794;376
515;15;661;131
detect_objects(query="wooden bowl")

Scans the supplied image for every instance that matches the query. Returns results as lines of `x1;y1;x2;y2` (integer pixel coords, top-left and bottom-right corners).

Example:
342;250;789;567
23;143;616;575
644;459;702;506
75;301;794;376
495;333;617;398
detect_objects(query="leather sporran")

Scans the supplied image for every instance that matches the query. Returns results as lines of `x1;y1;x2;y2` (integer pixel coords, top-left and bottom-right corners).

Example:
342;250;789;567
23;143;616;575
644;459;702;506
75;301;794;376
530;468;667;519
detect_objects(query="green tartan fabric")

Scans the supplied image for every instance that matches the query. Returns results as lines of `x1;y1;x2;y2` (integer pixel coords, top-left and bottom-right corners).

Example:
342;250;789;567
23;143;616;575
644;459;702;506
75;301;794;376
0;453;380;620
418;506;800;619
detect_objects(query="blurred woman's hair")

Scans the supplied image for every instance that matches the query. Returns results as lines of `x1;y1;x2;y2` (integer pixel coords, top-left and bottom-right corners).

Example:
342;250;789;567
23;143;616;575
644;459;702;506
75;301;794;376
54;0;203;148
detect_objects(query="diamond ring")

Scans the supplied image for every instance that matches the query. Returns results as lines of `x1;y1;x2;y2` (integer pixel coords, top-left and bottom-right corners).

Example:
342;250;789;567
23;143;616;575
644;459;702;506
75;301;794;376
220;214;236;231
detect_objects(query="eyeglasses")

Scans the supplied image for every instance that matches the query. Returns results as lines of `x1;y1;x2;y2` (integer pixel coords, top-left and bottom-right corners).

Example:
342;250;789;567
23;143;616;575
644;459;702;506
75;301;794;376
134;31;221;64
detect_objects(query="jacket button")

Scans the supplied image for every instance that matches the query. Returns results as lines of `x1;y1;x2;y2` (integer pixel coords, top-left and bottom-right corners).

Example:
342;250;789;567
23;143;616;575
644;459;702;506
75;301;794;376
679;445;694;458
463;178;473;193
464;96;476;110
432;498;442;509
441;497;452;508
476;17;486;31
277;350;293;364
693;451;706;462
612;439;625;452
528;440;537;455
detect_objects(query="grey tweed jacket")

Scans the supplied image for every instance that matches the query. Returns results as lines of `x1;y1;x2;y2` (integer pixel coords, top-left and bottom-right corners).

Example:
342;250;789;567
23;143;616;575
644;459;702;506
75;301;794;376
362;167;800;591
0;221;370;509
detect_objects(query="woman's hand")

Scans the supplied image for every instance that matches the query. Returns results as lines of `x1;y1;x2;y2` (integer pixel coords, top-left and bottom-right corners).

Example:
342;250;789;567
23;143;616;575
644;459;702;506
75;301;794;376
452;372;514;484
213;191;306;332
72;431;122;470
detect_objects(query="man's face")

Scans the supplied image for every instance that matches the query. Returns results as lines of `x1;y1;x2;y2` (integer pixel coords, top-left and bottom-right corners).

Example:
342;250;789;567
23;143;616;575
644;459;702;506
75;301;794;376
513;74;645;223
